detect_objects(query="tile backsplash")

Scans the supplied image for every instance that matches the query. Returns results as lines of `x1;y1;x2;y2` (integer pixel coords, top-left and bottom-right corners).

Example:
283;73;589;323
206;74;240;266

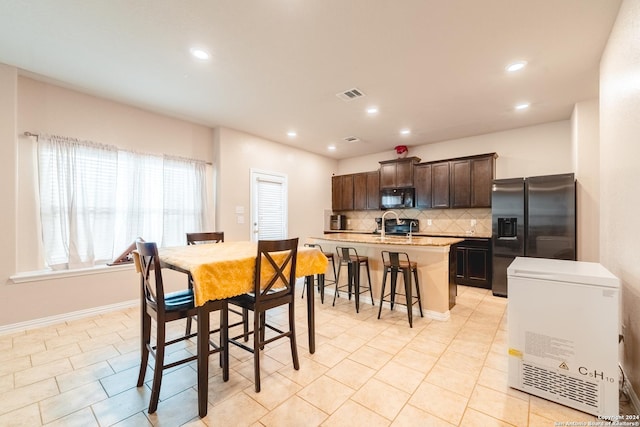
338;208;492;236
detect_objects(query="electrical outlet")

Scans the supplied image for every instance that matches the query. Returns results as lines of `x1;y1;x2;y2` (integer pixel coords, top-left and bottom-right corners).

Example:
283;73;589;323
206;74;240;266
427;219;432;226
471;219;477;227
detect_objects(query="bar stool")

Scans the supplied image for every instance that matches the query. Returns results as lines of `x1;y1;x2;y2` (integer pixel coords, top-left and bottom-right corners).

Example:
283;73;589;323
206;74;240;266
333;246;374;313
378;251;423;327
301;243;336;304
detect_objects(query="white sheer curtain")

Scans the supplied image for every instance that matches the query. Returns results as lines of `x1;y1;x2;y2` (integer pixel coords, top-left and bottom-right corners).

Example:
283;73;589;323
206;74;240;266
38;134;210;270
162;156;208;246
38;135;118;269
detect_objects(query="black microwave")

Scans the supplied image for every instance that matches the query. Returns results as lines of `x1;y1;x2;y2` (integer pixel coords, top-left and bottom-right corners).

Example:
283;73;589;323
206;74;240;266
380;188;415;209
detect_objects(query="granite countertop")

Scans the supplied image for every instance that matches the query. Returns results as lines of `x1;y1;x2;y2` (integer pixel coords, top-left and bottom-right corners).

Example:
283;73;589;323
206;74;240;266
324;230;492;239
313;233;464;247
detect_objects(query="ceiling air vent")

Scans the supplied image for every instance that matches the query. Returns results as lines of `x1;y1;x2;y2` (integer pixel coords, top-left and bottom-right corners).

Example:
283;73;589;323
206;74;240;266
342;136;360;143
336;87;366;102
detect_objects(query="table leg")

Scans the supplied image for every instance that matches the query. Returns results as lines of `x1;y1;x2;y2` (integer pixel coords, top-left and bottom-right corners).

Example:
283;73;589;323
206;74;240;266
197;304;209;418
305;275;315;354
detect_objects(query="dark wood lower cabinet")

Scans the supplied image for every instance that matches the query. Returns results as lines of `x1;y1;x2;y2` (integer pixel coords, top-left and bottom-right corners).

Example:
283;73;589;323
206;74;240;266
455;238;492;289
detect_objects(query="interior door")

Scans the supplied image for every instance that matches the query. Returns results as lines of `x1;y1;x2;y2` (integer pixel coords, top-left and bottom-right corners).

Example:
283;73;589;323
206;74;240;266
250;170;288;242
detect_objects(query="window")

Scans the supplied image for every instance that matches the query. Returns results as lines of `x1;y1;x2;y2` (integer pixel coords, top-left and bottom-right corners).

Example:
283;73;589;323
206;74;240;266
38;135;209;270
250;170;288;241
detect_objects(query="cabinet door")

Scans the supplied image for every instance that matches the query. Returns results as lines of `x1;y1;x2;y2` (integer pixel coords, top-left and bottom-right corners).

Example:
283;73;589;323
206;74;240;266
379;163;396;189
431;162;450;208
414;163;432;208
396;161;414;187
470;156;494;207
454;239;492;289
451;160;471;208
366;171;380;210
341;174;354;211
353;173;367;210
331;176;343;211
467;247;489;282
455;246;466;280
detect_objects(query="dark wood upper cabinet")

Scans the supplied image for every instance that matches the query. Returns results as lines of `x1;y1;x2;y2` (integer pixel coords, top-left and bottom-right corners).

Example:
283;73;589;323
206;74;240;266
341;174;354;211
450;154;496;208
333;153;495;212
450;159;472;208
333;171;379;211
379;157;420;189
416;152;496;210
331;175;342;211
431;162;451;208
414;163;432;208
470;156;495;207
366;171;380;210
353;173;367;210
331;174;354;211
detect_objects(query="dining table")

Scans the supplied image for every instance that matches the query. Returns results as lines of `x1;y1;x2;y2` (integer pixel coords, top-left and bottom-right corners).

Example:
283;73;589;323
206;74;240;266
158;240;328;417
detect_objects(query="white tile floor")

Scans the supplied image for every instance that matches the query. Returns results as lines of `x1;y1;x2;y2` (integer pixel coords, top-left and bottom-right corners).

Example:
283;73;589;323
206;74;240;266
0;285;629;426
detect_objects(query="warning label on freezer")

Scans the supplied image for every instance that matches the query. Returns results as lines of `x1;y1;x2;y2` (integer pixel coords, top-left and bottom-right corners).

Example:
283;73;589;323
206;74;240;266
508;348;523;358
524;331;575;362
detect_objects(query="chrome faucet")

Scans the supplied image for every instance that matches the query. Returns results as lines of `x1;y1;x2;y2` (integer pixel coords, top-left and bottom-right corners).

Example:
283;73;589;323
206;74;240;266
380;210;402;240
408;220;414;240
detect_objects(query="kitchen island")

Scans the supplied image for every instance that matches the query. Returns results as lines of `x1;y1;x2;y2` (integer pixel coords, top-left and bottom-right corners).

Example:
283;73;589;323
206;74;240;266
307;233;463;320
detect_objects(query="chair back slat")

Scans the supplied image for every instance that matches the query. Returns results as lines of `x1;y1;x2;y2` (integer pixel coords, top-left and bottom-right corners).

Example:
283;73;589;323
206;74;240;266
254;238;299;303
304;243;323;252
337;246;361;262
187;231;224;245
135;240;166;313
381;250;411;268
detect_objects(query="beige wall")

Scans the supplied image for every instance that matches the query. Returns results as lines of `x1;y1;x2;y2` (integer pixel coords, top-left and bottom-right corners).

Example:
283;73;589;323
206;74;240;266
214;126;337;241
1;71;337;328
600;0;640;403
1;73;217;326
571;99;600;262
0;64;18;294
338;120;573;179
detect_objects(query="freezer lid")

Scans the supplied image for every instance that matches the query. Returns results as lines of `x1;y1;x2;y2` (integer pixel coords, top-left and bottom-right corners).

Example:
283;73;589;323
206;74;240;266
507;257;620;288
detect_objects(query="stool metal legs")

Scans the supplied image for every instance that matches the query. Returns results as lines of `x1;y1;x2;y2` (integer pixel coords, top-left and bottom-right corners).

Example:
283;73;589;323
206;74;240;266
378;251;424;327
301;246;336;304
333;247;374;313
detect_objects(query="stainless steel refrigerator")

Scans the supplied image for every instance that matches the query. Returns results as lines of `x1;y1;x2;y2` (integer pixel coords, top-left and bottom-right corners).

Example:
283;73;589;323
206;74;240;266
491;173;576;296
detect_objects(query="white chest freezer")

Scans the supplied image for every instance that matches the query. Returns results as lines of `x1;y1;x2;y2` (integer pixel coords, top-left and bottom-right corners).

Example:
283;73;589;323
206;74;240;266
507;257;620;416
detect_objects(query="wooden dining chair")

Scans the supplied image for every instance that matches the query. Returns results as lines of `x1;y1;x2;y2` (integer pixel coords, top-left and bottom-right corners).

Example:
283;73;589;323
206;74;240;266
184;231;225;335
134;240;229;413
228;238;300;392
186;231;225;245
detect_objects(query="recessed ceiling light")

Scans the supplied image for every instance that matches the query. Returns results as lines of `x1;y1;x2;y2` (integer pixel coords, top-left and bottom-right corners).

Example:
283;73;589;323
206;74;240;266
400;129;411;135
366;107;379;114
287;131;297;137
190;48;210;60
506;61;527;72
328;145;336;151
515;102;530;110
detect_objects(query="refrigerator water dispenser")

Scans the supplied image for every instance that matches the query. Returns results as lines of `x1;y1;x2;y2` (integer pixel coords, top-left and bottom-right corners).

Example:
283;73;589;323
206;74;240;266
497;217;518;238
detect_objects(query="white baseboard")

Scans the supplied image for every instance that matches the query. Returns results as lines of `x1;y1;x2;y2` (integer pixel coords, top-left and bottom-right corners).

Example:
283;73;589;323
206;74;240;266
0;299;139;336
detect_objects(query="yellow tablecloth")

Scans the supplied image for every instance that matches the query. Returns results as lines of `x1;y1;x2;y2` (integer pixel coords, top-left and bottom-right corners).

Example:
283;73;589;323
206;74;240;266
159;241;328;306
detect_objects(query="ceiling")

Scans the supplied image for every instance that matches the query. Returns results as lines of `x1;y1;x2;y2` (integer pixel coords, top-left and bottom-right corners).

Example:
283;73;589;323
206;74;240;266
0;1;622;159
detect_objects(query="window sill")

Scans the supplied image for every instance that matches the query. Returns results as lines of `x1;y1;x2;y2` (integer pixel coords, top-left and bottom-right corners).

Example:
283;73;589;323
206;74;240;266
10;263;135;284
